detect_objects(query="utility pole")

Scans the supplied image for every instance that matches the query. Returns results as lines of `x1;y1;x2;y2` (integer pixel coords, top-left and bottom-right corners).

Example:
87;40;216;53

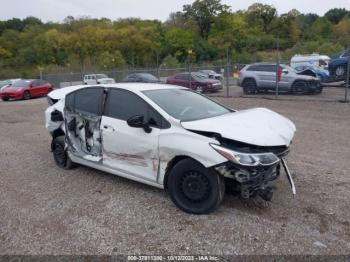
275;36;280;99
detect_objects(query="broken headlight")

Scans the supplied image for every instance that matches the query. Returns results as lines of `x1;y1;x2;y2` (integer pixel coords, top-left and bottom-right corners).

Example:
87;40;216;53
210;143;280;167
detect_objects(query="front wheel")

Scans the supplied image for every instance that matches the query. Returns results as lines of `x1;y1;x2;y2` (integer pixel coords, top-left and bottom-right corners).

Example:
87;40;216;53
167;159;225;214
23;90;31;100
1;98;9;101
291;81;308;95
334;65;346;80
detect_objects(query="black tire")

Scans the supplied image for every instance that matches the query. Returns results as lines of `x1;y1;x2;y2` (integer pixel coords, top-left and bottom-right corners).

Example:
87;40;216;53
167;158;225;214
23;90;31;100
334;65;346;80
242;79;257;94
1;98;9;101
291;80;308;95
195;86;203;93
52;136;76;169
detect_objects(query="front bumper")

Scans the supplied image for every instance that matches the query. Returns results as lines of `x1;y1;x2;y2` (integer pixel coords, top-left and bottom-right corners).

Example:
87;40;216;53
0;92;23;100
215;157;295;200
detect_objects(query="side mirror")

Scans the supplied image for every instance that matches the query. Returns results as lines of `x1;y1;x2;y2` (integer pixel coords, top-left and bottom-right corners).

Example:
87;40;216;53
127;115;152;133
282;69;288;74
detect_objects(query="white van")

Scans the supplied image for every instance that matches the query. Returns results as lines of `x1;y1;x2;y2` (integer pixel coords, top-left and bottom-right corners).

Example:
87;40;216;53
83;74;115;85
290;54;330;68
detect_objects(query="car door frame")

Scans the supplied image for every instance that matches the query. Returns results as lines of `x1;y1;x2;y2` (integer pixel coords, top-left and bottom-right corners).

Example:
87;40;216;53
100;88;168;183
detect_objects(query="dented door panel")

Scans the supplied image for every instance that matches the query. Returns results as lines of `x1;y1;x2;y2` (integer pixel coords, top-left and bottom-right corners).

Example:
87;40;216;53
101;116;160;182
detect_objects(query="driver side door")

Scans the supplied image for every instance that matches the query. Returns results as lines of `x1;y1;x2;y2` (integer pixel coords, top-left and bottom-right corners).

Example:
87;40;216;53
100;89;162;183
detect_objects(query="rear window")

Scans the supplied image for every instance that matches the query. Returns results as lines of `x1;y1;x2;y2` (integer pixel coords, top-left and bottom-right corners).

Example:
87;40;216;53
65;87;104;116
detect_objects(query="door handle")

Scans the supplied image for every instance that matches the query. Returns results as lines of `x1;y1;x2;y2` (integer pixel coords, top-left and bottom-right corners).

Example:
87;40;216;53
103;125;115;131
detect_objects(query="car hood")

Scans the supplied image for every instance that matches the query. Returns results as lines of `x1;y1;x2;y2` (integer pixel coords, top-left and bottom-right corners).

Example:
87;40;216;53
0;87;24;93
181;108;296;147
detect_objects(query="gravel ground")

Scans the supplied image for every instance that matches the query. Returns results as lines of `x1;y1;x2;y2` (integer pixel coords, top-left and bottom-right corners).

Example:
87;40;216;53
0;87;349;255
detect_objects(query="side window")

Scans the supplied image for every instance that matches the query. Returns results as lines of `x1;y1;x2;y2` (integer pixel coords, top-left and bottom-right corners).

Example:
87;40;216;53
91;75;96;80
66;87;103;116
247;65;259;71
106;89;169;129
31;80;40;87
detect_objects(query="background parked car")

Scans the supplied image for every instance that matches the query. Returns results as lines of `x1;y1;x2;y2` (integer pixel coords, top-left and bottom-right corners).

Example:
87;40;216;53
294;65;330;82
122;73;161;83
0;79;21;90
328;49;350;81
198;70;223;80
166;72;222;93
0;79;53;101
238;63;322;95
290;54;330;68
83;74;115;85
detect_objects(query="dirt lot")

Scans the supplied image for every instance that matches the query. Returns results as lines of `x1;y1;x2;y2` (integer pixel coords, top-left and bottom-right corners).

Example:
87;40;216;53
0;87;349;255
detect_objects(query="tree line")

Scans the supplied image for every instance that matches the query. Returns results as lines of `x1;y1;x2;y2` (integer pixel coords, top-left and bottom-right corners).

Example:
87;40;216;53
0;0;349;78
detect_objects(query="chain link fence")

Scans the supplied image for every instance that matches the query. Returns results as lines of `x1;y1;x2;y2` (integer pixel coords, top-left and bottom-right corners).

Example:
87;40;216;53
41;61;349;102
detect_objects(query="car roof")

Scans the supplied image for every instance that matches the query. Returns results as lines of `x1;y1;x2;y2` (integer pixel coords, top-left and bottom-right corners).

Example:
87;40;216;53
49;83;185;100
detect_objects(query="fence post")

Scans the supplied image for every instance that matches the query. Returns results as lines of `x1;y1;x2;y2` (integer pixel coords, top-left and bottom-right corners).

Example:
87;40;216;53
275;37;280;99
226;47;230;97
344;51;350;102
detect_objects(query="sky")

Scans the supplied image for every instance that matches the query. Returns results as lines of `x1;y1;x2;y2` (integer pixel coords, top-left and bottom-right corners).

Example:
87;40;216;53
0;0;349;22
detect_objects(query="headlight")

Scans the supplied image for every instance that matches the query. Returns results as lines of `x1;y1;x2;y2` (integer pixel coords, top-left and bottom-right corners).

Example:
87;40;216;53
210;143;280;166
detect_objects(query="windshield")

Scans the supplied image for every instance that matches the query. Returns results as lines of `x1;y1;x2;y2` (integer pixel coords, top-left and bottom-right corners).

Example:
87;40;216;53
192;73;208;81
0;80;11;88
96;74;108;79
12;80;31;88
143;89;231;121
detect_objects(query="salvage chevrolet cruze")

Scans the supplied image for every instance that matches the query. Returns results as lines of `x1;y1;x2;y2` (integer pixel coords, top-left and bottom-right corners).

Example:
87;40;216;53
45;83;296;214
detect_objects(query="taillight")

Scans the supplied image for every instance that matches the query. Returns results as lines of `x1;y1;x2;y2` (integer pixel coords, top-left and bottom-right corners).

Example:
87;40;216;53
278;68;283;82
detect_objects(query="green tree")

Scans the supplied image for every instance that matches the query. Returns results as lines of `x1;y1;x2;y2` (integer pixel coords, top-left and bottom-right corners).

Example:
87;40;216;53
183;0;230;39
325;8;349;24
246;3;277;33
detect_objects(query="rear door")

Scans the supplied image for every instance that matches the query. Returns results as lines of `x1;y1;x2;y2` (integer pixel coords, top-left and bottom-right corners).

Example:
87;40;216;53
100;89;162;182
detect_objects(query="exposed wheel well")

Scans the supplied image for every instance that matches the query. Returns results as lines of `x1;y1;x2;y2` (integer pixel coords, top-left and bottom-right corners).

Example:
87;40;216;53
50;129;65;151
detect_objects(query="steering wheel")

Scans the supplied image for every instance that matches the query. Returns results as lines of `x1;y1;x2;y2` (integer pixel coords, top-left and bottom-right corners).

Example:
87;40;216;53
180;106;193;116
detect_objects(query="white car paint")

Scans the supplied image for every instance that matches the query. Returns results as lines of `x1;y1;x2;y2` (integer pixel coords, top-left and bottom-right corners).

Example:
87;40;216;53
45;83;296;190
181;108;296;147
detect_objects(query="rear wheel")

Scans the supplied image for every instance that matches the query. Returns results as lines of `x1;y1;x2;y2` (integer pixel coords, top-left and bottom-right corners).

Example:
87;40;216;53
291;81;308;95
242;79;257;94
195;86;203;93
167;158;225;214
23;90;31;100
1;98;9;101
52;136;76;169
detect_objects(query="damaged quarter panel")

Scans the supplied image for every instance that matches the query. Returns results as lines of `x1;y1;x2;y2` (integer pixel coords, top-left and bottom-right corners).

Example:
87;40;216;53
157;122;227;185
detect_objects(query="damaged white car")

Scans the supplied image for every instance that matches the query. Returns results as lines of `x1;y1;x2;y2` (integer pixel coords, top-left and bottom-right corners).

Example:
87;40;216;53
45;83;296;214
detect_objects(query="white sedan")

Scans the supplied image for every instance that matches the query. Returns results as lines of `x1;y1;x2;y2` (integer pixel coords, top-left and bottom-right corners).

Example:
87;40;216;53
45;83;296;214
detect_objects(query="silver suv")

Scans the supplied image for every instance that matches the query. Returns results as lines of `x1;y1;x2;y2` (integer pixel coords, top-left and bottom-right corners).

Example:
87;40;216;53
238;63;322;94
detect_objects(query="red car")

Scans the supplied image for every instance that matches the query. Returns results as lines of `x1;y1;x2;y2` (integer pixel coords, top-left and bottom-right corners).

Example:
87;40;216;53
166;72;223;93
0;79;53;101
